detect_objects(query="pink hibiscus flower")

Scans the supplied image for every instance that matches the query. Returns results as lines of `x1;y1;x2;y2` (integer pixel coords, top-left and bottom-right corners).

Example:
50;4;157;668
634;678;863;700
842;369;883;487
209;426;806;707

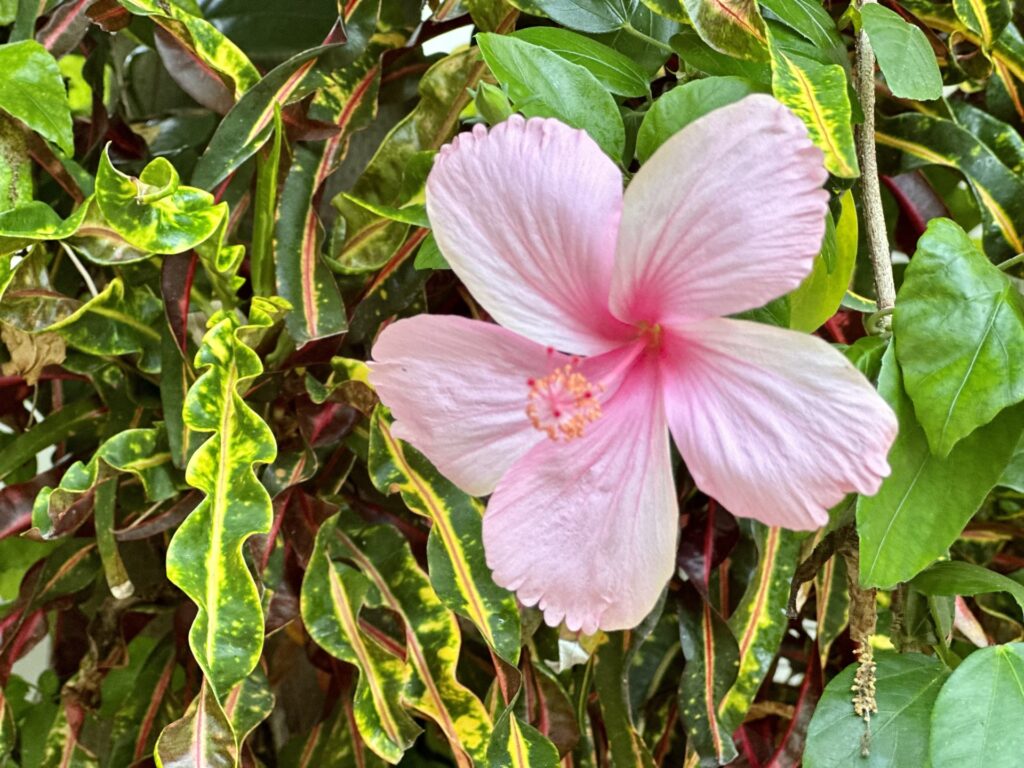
369;95;897;634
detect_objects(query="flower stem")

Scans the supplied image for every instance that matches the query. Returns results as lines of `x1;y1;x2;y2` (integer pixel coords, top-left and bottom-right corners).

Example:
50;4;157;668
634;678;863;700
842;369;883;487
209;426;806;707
854;0;896;328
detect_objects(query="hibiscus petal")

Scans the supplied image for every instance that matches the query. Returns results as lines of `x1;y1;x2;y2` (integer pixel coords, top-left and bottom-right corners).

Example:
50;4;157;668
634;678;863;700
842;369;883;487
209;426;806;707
426;115;631;355
368;314;559;496
610;95;829;325
662;318;897;530
483;357;678;633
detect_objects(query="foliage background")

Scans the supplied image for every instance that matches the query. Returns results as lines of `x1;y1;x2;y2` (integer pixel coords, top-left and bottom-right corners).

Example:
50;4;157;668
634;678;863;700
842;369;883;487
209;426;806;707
2;0;1024;765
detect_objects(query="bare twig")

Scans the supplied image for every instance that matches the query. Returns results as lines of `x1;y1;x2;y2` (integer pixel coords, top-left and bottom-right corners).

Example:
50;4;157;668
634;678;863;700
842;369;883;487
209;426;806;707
855;0;897;326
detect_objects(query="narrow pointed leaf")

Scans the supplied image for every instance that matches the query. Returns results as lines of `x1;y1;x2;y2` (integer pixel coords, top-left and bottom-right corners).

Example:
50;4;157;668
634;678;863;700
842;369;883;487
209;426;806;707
952;0;1011;49
154;683;237;768
275;144;347;345
719;525;802;732
368;409;521;664
770;45;858;178
301;513;421;763
335;513;492;766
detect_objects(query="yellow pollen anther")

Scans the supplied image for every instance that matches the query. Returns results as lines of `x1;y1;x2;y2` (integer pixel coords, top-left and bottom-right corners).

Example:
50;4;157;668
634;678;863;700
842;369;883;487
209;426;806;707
526;360;603;441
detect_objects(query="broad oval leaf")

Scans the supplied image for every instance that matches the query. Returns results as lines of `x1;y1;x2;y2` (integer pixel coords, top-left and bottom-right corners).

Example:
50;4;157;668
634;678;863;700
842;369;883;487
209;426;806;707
512;26;650;96
0;40;73;154
477;33;626;161
894;218;1024;457
930;644;1024;767
805;652;948;768
635;75;761;163
857;346;1024;588
911;560;1024;618
529;0;633;33
861;3;942;101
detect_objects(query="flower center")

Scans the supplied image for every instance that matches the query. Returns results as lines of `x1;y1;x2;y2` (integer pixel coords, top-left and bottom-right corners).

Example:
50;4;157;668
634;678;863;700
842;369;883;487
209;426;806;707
526;357;603;442
637;321;663;351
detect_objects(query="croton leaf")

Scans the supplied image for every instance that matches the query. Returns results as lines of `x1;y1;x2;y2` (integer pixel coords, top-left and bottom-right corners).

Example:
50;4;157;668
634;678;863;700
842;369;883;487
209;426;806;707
368;409;522;665
95;149;224;255
300;512;422;763
683;0;768;62
165;297;286;696
154;682;237;768
952;0;1012;49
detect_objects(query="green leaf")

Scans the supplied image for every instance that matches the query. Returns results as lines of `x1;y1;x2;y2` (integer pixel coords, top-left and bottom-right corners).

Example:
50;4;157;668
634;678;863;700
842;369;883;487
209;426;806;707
670;28;772;84
930;644;1024;767
368;409;522;665
760;0;845;64
154;683;237;768
250;105;283;297
301;513;422;763
95;149;224;255
223;669;275;751
719;525;802;732
814;553;850;667
341;194;431;228
191;30;375;190
119;0;259;97
529;0;633;33
594;632;656;767
413;233;449;271
952;0;1011;49
332;49;481;273
42;277;163;372
477;33;626;161
877;113;1024;260
165;298;286;696
334;512;493;765
0;40;73;154
0;399;104;483
857;346;1024;588
912;560;1024;618
787;190;857;332
31;426;176;541
512;27;650;96
769;45;859;178
678;593;739;765
895;218;1024;456
487;703;559;768
0;202;88;257
683;0;769;61
635;76;761;163
860;3;942;100
275;144;348;345
805;652;948;768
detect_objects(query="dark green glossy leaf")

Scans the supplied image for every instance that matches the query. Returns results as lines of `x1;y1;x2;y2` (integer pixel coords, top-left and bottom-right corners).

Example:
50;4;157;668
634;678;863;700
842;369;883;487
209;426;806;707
478;33;626;161
860;3;942;101
594;633;655;767
635;76;760;162
805;652;948;768
529;0;634;33
912;560;1024;617
512;27;650;96
857;346;1024;588
895;218;1024;456
930;644;1024;767
0;40;73;153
